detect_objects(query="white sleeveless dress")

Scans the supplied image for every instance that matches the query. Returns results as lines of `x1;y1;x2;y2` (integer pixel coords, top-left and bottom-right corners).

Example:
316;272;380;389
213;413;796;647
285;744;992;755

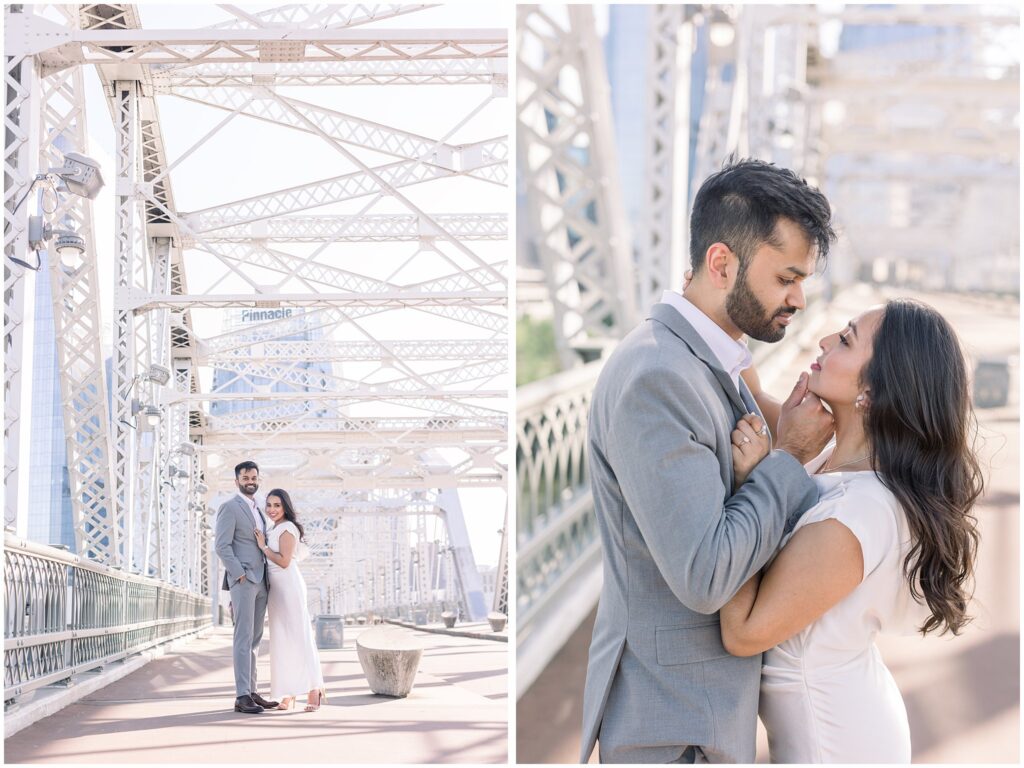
266;521;325;699
759;447;930;763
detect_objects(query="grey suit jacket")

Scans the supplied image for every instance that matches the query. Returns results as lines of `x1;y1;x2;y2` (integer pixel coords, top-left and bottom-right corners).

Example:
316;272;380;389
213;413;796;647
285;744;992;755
215;495;268;591
580;303;819;764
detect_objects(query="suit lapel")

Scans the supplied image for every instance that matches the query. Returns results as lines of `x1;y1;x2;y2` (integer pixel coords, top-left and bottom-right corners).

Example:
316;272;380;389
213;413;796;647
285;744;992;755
234;495;261;536
738;377;761;418
233;497;248;529
649;303;748;418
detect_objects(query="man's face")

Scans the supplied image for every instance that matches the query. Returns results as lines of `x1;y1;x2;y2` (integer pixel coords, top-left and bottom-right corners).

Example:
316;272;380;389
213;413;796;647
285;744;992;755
236;468;259;497
724;218;816;343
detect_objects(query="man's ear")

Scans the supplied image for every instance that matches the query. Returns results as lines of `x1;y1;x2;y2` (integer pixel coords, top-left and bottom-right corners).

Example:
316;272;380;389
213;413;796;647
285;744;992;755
705;242;735;289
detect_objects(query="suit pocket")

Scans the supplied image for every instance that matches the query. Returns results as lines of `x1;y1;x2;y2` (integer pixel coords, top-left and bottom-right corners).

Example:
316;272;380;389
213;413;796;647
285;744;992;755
655;622;730;666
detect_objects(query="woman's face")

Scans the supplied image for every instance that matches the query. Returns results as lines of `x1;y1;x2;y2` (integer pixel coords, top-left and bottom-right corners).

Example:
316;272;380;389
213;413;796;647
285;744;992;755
265;495;285;523
808;306;884;409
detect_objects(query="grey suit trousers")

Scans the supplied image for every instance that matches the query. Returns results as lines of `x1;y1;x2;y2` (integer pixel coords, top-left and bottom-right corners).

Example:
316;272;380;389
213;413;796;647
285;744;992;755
228;575;268;697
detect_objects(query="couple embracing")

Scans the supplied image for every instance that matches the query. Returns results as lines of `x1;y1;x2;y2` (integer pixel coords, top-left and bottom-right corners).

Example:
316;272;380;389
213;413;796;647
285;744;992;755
581;159;983;763
215;461;328;714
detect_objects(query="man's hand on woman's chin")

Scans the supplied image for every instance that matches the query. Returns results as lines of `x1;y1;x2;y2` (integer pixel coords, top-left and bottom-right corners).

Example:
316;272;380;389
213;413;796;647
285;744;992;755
776;372;835;465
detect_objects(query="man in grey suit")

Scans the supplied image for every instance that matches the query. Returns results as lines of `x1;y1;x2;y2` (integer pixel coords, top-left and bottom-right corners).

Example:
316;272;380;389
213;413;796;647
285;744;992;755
581;160;838;763
215;460;279;714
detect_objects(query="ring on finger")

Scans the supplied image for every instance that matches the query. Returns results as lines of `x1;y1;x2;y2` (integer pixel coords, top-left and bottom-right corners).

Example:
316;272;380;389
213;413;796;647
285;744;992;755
741;436;750;445
758;425;768;436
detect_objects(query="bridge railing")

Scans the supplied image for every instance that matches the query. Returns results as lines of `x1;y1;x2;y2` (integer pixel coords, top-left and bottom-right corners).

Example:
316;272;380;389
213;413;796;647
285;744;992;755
516;360;604;692
4;533;211;705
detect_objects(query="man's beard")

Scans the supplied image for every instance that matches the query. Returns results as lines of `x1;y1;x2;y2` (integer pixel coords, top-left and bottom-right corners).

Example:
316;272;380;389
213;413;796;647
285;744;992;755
725;264;795;343
241;482;259;495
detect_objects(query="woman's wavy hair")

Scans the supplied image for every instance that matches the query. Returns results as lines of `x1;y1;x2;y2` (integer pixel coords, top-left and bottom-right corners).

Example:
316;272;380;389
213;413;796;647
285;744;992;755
266;488;305;542
863;299;983;635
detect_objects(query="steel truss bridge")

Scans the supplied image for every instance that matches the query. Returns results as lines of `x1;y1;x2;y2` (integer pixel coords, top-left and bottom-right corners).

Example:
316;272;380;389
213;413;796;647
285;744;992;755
516;3;1018;691
4;4;508;707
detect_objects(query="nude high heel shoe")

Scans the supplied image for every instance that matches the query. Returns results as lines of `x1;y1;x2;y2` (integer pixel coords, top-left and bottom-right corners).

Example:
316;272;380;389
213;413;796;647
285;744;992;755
304;688;327;712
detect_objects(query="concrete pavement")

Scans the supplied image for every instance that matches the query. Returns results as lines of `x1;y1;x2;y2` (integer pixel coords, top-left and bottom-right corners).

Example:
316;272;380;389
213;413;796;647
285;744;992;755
5;624;508;764
517;286;1019;763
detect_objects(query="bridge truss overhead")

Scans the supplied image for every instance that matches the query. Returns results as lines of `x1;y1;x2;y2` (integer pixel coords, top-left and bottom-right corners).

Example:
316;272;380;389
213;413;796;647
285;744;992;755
5;4;509;627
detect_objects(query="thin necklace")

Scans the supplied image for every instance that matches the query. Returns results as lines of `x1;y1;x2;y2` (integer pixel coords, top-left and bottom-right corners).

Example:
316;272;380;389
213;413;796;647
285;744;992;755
820;452;872;474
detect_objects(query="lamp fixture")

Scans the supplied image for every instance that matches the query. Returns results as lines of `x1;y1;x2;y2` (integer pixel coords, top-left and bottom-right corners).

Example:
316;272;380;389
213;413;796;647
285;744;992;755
8;151;105;271
145;364;172;385
708;8;736;48
52;152;104;200
132;402;161;431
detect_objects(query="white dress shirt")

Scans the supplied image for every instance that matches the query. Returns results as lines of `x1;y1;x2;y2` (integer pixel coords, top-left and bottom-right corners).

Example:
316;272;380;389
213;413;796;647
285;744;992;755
659;290;752;391
236;491;265;533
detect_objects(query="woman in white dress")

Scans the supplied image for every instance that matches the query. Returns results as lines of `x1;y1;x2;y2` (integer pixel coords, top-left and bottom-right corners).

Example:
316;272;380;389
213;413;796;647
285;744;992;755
253;489;327;712
720;299;983;763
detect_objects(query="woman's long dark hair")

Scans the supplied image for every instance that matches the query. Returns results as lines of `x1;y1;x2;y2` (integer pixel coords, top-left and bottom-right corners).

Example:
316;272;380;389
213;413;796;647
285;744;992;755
266;489;305;542
863;299;983;635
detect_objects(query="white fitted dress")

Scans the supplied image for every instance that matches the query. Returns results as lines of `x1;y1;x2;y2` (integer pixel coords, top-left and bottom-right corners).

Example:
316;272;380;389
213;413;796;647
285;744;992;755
266;521;325;699
759;447;930;763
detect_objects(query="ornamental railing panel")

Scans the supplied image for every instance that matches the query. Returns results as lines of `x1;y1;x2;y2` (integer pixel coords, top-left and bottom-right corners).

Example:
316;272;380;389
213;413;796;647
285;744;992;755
4;534;211;705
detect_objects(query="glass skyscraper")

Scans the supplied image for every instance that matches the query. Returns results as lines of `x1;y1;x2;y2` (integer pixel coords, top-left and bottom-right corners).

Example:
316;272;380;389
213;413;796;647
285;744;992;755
26;252;76;551
209;308;334;420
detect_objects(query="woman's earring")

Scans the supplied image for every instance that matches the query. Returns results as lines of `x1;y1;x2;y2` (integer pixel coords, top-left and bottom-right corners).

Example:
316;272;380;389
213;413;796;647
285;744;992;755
855;393;866;410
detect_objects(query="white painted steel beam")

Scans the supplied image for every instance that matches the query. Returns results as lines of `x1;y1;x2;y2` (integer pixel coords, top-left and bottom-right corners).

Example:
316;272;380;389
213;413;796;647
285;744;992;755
120;290;506;311
151;58;507;88
206;4;438;31
517;5;637;367
39;61;119;566
638;7;691;313
3;29;39;536
199;213;508;243
200;338;506;363
10;21;508;68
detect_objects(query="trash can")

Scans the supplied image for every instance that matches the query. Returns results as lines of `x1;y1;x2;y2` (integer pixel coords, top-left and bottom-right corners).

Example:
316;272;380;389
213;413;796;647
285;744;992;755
974;359;1010;408
412;609;427;626
314;614;344;649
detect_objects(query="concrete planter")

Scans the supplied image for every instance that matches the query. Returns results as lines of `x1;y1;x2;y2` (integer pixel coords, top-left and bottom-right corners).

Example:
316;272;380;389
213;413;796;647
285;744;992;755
441;611;456;629
356;626;424;698
486;612;507;632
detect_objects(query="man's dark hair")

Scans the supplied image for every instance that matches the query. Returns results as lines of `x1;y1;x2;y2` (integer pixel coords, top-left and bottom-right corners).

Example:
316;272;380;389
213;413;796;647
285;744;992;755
689;157;836;274
234;460;259;477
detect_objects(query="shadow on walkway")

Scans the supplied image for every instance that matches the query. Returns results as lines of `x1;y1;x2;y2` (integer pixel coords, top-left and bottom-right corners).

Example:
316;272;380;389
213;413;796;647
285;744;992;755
6;625;507;764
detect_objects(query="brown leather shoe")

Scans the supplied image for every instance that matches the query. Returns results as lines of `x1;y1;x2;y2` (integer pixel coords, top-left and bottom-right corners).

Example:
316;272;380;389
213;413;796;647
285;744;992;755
234;695;263;714
250;692;280;710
